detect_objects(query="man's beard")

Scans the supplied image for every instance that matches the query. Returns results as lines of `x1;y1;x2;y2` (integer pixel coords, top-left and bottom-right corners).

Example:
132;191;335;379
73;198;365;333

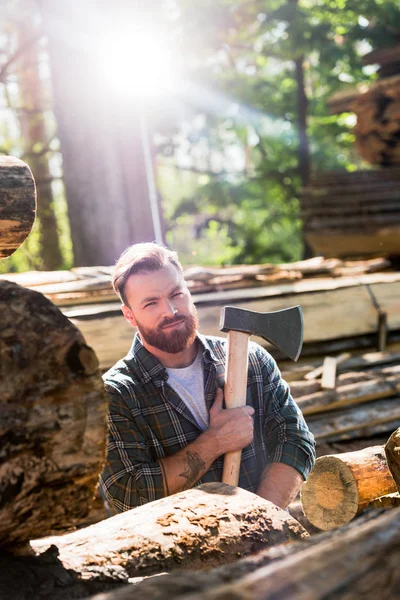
136;307;199;354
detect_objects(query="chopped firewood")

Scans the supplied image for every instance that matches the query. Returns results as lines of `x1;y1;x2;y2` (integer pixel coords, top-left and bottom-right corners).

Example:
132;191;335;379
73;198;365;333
0;156;36;258
300;445;397;530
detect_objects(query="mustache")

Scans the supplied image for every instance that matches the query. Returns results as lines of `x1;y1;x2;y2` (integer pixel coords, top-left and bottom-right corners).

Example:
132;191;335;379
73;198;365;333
159;313;187;328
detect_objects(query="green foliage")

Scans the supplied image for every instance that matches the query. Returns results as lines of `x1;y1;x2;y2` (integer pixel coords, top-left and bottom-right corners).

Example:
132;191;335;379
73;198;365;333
158;0;400;266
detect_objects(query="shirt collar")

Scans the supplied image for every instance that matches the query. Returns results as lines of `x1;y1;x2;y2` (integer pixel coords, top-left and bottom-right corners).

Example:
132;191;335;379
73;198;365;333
126;332;223;385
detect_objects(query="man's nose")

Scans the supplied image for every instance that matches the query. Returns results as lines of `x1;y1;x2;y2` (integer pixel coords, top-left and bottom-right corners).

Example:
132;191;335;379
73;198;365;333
163;299;177;317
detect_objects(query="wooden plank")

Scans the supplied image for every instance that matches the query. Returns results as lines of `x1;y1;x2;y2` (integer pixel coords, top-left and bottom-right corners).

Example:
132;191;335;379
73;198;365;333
320;357;338;389
66;282;400;371
306;397;400;442
304;352;351;381
305;228;400;258
297;373;400;416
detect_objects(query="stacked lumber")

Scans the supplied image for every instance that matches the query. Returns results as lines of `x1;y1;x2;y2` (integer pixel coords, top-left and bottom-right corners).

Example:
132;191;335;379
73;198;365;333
286;349;400;449
2;256;400;371
363;44;400;78
301;169;400;258
351;74;400;166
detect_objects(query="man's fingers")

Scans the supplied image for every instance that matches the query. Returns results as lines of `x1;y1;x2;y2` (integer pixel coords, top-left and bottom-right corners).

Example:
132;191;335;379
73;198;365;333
210;387;224;412
245;405;255;416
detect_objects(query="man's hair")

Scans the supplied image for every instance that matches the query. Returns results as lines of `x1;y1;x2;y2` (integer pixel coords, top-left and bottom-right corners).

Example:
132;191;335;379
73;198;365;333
112;242;183;306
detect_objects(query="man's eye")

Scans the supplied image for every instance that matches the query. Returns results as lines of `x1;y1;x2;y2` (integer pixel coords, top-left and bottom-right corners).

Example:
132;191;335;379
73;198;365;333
172;292;183;298
144;301;156;308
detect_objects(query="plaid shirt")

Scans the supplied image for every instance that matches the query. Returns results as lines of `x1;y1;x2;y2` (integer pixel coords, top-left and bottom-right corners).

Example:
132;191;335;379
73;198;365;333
100;333;316;513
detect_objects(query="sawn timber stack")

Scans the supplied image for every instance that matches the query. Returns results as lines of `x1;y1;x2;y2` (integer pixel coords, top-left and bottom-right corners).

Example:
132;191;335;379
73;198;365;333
2;256;400;372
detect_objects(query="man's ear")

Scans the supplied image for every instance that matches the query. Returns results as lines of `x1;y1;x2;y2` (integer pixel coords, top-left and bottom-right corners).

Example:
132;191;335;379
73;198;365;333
121;304;138;328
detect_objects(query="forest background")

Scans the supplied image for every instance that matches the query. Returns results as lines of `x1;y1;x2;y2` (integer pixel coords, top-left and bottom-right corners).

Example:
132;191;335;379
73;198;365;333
1;0;400;274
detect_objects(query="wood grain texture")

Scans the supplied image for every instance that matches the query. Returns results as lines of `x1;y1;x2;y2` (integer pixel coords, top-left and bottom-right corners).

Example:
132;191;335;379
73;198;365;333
222;331;249;485
0;281;108;548
70;508;400;600
0;484;308;600
0;156;36;258
301;445;397;530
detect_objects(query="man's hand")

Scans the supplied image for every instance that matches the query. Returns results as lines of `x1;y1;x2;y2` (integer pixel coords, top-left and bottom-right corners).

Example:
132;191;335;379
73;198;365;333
207;388;255;455
158;388;254;497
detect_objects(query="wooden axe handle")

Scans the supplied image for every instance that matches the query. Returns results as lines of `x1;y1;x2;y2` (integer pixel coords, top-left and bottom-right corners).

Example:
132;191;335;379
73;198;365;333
222;330;250;486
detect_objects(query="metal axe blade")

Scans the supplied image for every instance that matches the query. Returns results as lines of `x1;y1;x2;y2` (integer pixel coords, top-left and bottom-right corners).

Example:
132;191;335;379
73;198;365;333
219;305;304;361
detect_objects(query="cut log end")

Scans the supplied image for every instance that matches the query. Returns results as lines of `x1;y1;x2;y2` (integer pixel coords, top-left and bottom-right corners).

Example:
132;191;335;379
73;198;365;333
0;156;36;258
301;457;359;530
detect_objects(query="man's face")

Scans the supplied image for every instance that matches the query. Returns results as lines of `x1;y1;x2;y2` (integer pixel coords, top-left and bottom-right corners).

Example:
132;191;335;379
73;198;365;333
122;263;198;354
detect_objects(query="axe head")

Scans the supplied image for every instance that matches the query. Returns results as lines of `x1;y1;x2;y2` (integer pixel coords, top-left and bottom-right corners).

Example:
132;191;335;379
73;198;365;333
220;305;303;361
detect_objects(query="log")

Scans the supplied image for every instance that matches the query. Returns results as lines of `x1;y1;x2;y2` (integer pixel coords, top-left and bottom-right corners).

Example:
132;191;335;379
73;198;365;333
300;445;397;530
307;396;400;443
0;156;36;258
0;484;308;600
296;369;400;415
0;280;108;548
73;507;400;600
385;427;400;492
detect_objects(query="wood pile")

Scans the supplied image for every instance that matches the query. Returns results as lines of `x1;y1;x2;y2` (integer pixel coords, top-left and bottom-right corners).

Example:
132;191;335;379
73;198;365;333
286;348;400;455
307;43;400;259
301;169;400;258
351;73;400;167
4;159;400;599
2;255;400;371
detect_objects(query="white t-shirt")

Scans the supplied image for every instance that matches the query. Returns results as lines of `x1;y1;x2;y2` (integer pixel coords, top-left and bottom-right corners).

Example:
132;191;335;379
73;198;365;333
166;348;209;431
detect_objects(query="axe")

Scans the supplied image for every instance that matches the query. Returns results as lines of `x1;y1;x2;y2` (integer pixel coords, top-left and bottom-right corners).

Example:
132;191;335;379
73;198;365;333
219;305;303;486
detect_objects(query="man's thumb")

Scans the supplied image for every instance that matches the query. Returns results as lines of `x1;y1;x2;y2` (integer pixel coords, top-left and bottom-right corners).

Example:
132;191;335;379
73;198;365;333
211;387;224;412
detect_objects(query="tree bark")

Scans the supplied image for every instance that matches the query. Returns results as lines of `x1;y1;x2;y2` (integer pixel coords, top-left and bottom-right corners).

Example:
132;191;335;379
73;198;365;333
294;55;310;187
17;19;63;270
0;156;36;258
385;427;400;491
39;0;166;267
0;483;308;599
0;280;108;548
300;445;397;530
57;507;400;600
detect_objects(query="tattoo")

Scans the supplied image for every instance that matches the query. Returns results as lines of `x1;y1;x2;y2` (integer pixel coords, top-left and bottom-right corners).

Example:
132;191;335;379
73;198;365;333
179;451;206;490
159;460;170;496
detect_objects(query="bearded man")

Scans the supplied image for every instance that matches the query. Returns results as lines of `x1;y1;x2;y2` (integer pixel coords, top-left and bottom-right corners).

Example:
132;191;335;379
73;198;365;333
99;242;315;513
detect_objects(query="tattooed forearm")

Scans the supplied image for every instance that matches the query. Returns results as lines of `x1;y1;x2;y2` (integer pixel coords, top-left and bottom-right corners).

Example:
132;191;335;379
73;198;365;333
179;451;206;489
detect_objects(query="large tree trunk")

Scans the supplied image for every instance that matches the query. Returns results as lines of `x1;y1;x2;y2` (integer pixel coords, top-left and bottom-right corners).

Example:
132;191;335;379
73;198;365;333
0;483;308;599
39;0;166;267
300;445;397;530
17;20;63;270
0;280;108;549
0;156;36;258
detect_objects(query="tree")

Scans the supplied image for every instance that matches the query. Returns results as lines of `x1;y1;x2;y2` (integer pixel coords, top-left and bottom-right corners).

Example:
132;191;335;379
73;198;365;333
0;0;64;271
39;0;166;267
159;0;400;265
